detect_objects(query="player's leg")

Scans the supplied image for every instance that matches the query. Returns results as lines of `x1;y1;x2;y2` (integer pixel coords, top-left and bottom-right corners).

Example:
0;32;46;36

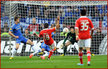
77;47;83;65
61;41;71;56
41;51;49;60
77;40;84;65
43;46;50;57
26;39;35;52
85;39;91;66
29;47;42;58
10;43;19;59
48;43;56;59
22;37;36;58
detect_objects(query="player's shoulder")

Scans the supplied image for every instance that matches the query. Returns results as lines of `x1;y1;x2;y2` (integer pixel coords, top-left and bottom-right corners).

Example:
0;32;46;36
40;29;47;33
11;24;16;28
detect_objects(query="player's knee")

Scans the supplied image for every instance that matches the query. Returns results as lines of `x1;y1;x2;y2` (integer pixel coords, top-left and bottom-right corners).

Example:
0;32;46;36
16;46;19;49
27;39;34;45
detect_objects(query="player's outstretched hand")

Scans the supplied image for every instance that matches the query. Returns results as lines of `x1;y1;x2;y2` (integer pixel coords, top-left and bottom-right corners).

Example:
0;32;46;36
15;36;19;38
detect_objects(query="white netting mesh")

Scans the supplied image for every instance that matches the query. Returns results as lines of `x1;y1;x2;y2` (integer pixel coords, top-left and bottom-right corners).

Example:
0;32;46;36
1;1;107;56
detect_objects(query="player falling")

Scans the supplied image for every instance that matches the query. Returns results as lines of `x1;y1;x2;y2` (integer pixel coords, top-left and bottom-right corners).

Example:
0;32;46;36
29;41;51;59
29;31;55;59
30;16;60;59
9;16;36;59
60;26;77;56
75;9;94;66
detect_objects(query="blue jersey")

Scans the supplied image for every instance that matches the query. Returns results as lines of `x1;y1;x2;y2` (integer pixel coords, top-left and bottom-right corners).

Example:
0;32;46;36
10;23;23;38
10;23;28;44
41;42;51;52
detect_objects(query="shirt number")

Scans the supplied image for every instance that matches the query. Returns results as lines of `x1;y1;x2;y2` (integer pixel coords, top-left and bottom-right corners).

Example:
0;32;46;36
81;22;89;31
43;33;50;40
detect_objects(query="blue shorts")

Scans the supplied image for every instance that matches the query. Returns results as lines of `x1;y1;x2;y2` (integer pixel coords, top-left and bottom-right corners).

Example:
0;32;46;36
16;36;28;44
41;42;51;52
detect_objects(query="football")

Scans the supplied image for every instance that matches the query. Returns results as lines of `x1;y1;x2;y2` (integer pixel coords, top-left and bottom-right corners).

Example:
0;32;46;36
63;28;69;33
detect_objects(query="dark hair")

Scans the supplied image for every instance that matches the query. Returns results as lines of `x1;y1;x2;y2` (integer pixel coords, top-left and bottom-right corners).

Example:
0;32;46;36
80;9;86;16
14;16;19;21
44;23;49;28
70;26;74;29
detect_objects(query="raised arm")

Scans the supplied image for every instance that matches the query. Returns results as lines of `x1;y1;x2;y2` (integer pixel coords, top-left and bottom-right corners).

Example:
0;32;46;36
75;20;79;40
55;16;60;29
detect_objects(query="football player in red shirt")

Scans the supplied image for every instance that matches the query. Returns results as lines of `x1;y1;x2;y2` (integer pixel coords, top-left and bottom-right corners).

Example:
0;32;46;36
31;16;60;59
75;9;94;66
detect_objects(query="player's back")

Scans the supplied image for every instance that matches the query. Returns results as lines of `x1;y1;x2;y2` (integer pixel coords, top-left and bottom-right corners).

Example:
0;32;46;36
39;28;56;45
75;16;94;39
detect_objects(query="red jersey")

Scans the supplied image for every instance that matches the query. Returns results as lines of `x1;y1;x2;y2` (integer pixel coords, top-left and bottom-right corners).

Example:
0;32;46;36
39;28;56;45
27;24;39;32
75;16;94;39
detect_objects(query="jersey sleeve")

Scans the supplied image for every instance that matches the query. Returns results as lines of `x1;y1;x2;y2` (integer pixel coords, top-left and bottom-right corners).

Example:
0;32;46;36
9;25;14;32
89;19;94;30
75;20;79;29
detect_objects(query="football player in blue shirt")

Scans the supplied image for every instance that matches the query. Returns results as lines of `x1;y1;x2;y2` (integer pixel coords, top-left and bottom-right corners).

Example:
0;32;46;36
9;16;35;59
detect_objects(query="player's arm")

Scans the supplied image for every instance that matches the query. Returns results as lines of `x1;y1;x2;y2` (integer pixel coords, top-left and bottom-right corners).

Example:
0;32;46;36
63;33;69;45
34;33;39;37
89;19;94;38
75;20;79;40
91;30;94;38
25;29;29;35
55;16;60;29
8;31;19;38
25;25;30;35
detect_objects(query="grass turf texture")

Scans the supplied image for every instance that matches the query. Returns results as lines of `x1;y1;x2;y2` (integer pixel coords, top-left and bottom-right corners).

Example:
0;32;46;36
1;55;107;68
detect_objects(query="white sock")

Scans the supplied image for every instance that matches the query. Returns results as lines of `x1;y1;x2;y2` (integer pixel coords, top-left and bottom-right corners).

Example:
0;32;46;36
11;48;17;57
32;49;42;56
43;51;49;56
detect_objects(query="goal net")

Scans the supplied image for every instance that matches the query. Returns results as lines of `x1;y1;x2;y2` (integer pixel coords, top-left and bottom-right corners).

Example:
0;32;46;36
1;1;107;56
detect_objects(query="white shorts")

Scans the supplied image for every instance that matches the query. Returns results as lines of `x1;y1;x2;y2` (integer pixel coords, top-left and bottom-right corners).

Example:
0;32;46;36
50;42;56;49
78;38;91;48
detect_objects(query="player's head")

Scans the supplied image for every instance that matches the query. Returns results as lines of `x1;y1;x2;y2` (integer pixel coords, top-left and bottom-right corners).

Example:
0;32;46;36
32;17;36;24
14;16;20;23
44;23;49;28
70;26;75;33
80;9;86;16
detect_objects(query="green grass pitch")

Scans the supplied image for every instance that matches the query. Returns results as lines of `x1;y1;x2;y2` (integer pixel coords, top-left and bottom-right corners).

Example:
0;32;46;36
1;55;107;68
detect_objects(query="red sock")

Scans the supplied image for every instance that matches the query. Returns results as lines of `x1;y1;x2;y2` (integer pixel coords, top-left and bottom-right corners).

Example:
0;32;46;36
48;49;56;58
87;51;91;62
52;48;56;51
79;52;83;64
